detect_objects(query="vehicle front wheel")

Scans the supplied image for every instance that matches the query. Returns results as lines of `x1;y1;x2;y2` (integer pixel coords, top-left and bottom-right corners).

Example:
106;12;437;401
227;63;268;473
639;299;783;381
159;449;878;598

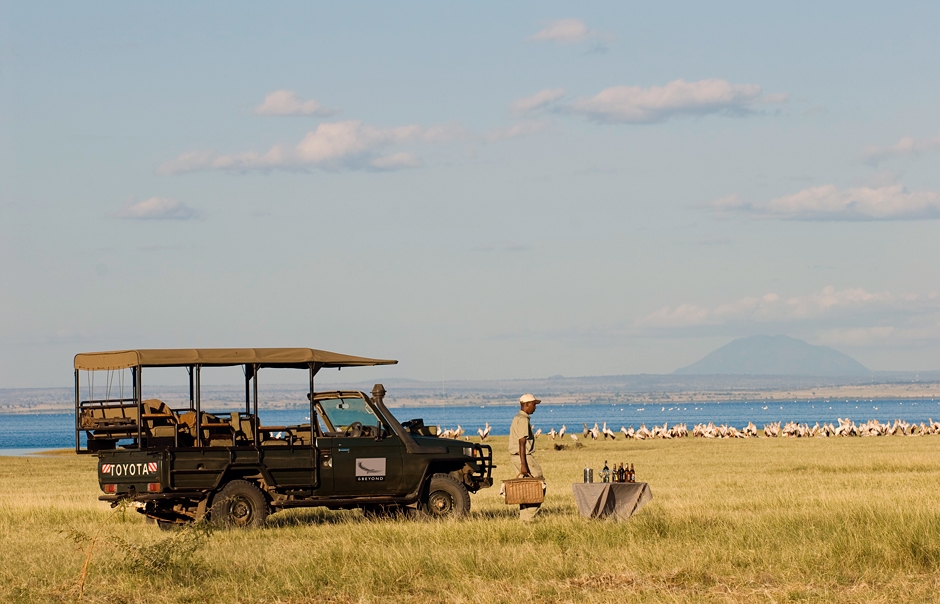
418;473;470;519
210;480;269;528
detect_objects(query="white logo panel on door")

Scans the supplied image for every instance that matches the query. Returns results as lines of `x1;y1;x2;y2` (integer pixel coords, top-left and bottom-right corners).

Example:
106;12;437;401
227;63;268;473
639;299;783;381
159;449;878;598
355;458;386;481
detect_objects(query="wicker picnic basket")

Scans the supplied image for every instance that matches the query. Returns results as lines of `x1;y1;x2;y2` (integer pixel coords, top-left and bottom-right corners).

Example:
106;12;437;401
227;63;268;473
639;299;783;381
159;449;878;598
502;477;545;505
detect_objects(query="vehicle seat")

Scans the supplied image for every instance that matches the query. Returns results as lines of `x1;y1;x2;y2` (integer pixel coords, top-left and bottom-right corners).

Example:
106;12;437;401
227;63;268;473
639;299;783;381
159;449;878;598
230;412;255;445
178;411;234;445
142;399;178;438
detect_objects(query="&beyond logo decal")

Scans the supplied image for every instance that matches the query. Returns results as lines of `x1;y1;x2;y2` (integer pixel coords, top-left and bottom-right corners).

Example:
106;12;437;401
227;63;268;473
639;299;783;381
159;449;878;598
355;458;386;481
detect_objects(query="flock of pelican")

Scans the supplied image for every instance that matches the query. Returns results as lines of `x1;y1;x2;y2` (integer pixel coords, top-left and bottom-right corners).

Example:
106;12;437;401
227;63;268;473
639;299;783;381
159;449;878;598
438;418;940;441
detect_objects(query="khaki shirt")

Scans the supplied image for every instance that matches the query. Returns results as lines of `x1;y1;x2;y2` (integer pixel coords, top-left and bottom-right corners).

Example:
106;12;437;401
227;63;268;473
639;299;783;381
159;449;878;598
509;409;535;456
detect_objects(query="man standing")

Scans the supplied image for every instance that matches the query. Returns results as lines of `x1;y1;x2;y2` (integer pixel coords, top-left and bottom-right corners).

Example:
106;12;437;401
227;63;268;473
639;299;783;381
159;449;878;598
508;393;543;522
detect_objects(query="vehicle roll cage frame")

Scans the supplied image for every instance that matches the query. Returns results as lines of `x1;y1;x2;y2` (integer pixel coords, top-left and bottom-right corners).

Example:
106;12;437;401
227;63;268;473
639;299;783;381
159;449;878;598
73;348;398;454
75;362;323;453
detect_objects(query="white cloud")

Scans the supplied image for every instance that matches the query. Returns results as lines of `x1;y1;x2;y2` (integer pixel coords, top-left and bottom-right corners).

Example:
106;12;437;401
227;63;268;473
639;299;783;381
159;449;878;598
157;151;216;175
254;90;337;116
509;89;566;116
861;134;940;165
817;325;940;347
484;120;550;142
641;287;912;329
712;184;940;221
565;79;785;124
158;120;459;174
642;293;784;328
414;122;468;143
529;19;598;44
114;197;199;220
817;326;897;347
368;152;423;170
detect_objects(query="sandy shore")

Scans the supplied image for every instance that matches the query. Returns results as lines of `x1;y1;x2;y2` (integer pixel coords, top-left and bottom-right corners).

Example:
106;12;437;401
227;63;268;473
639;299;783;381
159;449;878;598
381;382;940;407
3;381;939;413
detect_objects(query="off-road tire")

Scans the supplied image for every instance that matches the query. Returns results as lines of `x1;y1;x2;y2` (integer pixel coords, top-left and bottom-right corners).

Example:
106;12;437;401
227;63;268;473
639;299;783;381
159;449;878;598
419;473;470;519
209;480;269;528
145;516;178;531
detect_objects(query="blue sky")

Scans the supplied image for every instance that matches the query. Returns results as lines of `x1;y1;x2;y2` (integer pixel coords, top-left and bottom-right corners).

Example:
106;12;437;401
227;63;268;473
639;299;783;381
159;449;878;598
2;2;940;387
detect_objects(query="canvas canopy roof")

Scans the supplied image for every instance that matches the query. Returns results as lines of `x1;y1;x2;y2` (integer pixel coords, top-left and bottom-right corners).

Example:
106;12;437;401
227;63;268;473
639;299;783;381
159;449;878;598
74;348;398;371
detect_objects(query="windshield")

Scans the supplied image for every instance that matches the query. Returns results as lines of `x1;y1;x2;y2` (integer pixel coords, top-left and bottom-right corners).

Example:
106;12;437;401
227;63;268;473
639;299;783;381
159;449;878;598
318;397;381;432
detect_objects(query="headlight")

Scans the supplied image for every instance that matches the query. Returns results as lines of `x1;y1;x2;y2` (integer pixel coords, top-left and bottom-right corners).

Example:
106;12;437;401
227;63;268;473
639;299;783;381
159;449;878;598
462;447;473;457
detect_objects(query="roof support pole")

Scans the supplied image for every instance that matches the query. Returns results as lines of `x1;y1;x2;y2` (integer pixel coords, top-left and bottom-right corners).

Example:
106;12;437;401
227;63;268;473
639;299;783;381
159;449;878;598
188;367;194;411
74;369;80;453
135;367;142;449
252;364;259;448
194;365;202;448
308;364;315;437
245;364;251;415
308;363;322;437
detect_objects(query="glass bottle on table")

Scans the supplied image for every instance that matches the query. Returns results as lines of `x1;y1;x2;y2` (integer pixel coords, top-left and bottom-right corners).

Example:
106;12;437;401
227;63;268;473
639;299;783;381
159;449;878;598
602;461;610;483
629;463;635;483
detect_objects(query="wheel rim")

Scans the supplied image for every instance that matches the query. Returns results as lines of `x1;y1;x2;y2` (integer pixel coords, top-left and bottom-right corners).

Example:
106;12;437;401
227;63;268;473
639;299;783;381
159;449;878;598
227;496;254;526
427;490;454;516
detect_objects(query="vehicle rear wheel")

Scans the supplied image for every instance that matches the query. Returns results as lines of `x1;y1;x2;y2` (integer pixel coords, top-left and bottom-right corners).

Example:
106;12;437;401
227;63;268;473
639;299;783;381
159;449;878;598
145;516;179;531
157;520;177;531
210;480;269;528
418;473;470;519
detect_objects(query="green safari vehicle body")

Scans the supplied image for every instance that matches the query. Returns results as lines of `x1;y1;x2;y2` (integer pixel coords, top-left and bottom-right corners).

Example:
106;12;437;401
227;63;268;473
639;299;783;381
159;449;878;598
75;348;493;525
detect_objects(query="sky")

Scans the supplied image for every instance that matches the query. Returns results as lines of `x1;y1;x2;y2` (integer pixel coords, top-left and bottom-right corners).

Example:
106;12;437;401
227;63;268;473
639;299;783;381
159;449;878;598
2;2;940;388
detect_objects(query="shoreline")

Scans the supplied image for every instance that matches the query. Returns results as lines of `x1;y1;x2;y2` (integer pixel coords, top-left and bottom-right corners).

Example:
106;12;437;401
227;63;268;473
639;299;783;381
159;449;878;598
0;448;71;457
3;382;939;415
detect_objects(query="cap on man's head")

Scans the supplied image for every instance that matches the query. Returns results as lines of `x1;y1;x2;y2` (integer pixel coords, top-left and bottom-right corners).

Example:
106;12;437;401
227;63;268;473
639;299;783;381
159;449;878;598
519;393;541;405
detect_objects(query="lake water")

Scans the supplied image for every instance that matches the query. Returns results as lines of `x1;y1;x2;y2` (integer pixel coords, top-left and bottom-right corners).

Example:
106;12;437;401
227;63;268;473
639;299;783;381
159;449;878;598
2;398;939;451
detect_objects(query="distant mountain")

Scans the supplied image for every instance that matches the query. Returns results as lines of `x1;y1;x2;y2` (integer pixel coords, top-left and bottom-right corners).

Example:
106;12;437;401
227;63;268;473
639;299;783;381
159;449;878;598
674;335;869;376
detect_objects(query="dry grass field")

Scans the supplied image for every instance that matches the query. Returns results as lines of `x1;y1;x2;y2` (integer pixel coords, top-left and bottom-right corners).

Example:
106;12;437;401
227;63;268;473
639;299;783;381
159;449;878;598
2;435;940;603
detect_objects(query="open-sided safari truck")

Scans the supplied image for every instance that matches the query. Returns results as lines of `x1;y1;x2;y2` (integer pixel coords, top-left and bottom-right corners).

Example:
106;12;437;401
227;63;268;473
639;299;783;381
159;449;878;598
74;348;493;527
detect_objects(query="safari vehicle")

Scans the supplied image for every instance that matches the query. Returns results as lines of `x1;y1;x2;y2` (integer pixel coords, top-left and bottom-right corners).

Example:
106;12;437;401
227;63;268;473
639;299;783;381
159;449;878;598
74;348;493;526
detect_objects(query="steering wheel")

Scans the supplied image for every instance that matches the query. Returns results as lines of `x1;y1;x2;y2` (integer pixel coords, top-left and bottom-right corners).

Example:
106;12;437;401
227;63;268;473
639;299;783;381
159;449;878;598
344;421;364;438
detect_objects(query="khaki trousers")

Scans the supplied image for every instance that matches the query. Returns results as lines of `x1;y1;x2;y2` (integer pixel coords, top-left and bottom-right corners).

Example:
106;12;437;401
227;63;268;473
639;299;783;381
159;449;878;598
508;454;544;522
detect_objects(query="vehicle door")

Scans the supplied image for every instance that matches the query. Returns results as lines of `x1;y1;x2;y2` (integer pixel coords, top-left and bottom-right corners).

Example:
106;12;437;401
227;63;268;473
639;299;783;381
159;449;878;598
317;395;404;496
